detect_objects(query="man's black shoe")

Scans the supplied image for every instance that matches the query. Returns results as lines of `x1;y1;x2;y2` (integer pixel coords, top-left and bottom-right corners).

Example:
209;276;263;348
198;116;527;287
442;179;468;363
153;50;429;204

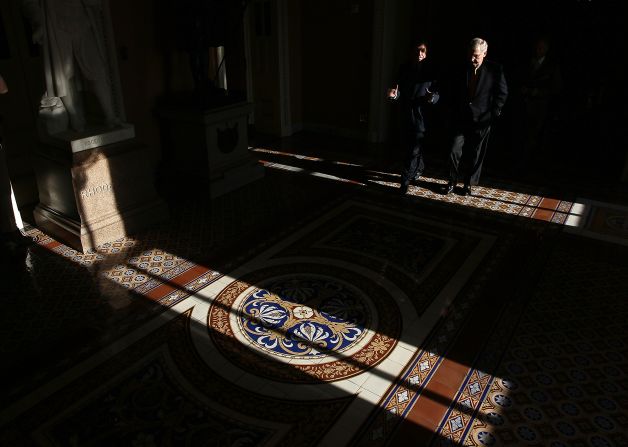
442;183;455;195
461;184;472;196
399;182;409;195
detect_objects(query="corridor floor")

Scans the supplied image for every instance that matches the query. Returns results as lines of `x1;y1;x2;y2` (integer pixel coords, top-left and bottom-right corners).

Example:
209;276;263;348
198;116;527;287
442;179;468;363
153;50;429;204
1;135;627;446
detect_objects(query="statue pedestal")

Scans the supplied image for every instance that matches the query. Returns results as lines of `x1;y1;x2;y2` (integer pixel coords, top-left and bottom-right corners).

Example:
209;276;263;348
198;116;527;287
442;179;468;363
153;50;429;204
42;124;137;153
158;101;264;197
32;133;169;252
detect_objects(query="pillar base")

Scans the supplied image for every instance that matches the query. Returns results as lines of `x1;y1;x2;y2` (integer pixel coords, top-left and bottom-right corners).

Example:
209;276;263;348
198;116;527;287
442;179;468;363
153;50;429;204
32;139;168;252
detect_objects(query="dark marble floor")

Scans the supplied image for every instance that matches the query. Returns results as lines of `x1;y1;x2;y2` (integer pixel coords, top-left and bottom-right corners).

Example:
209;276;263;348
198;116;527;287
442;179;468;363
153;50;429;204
1;132;627;446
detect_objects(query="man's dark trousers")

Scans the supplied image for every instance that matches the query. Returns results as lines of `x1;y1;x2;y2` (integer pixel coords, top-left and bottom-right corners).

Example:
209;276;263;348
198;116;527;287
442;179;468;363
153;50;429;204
449;125;491;186
401;132;425;186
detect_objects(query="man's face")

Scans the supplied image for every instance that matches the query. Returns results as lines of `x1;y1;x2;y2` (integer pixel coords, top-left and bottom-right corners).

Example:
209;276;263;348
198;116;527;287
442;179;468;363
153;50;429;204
470;46;486;68
415;44;427;62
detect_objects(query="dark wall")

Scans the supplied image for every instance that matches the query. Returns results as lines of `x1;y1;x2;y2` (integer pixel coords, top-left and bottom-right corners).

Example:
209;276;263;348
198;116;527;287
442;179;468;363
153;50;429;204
113;0;249;159
301;0;373;134
111;0;166;160
288;0;303;127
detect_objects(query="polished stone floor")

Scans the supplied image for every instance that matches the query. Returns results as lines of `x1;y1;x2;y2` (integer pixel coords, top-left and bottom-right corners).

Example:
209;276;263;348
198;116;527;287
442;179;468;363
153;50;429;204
1;133;627;446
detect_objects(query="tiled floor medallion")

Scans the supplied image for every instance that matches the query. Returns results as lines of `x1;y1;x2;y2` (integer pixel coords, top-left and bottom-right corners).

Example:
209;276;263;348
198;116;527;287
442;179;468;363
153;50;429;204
236;276;371;360
209;264;401;383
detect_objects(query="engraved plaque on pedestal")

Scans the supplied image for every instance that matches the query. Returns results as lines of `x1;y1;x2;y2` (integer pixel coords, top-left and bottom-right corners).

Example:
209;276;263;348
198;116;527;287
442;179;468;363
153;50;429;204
32;139;168;252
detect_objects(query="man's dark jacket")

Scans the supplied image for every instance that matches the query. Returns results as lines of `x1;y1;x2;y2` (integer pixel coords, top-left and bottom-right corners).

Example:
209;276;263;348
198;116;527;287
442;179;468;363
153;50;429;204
394;60;439;135
447;59;508;129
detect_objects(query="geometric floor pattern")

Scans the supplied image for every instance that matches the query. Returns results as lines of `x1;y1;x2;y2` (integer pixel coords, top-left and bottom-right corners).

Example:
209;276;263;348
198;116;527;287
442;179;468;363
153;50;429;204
2;142;627;446
256;147;628;249
258;157;571;223
1;167;344;402
2;195;495;444
459;236;628;447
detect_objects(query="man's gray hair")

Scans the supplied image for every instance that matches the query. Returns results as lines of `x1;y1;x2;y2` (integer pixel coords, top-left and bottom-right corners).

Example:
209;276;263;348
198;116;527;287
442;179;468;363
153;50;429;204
470;37;488;53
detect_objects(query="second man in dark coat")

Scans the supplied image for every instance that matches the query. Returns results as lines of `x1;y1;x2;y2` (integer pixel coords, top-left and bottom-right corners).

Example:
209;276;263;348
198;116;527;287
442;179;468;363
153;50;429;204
388;41;439;194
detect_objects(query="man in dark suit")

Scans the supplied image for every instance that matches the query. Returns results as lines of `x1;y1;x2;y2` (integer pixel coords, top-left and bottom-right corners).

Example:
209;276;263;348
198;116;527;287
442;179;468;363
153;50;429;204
519;35;562;169
388;41;439;194
443;38;508;196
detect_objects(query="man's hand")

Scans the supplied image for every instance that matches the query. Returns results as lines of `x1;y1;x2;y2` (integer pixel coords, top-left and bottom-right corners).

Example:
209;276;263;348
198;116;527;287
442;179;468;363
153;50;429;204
387;84;399;100
425;88;438;104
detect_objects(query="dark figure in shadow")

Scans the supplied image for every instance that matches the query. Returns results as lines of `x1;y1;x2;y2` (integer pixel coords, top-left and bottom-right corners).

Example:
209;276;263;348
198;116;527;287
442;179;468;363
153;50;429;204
387;41;439;195
443;38;508;196
174;0;226;91
0;74;31;262
171;0;235;109
519;35;562;172
173;0;249;101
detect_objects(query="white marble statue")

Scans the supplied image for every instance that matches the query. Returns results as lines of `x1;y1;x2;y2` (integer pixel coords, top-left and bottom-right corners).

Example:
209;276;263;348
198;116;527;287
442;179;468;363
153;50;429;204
22;0;121;133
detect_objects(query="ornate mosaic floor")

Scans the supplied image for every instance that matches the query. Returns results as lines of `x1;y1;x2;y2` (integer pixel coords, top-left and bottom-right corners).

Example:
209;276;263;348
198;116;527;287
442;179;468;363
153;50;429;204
1;141;627;446
254;147;628;246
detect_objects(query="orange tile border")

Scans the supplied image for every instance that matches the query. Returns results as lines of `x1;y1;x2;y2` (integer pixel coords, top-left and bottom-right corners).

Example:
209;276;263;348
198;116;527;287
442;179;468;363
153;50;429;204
531;208;554;222
539;198;560;211
145;264;211;301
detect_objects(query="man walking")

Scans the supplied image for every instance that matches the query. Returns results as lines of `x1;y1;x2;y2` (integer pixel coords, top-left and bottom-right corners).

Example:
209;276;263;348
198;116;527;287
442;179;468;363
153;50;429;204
444;38;508;196
388;40;439;194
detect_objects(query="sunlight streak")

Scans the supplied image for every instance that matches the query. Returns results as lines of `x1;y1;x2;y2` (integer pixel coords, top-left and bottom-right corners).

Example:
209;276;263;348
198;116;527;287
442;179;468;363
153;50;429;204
257;153;590;227
10;183;24;230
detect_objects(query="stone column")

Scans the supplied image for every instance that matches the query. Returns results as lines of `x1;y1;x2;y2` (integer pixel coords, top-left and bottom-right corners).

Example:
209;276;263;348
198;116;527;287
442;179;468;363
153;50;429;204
367;0;414;144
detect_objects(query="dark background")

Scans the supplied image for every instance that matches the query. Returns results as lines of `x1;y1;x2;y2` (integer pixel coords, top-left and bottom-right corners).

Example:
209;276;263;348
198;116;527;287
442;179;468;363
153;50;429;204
406;0;627;186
